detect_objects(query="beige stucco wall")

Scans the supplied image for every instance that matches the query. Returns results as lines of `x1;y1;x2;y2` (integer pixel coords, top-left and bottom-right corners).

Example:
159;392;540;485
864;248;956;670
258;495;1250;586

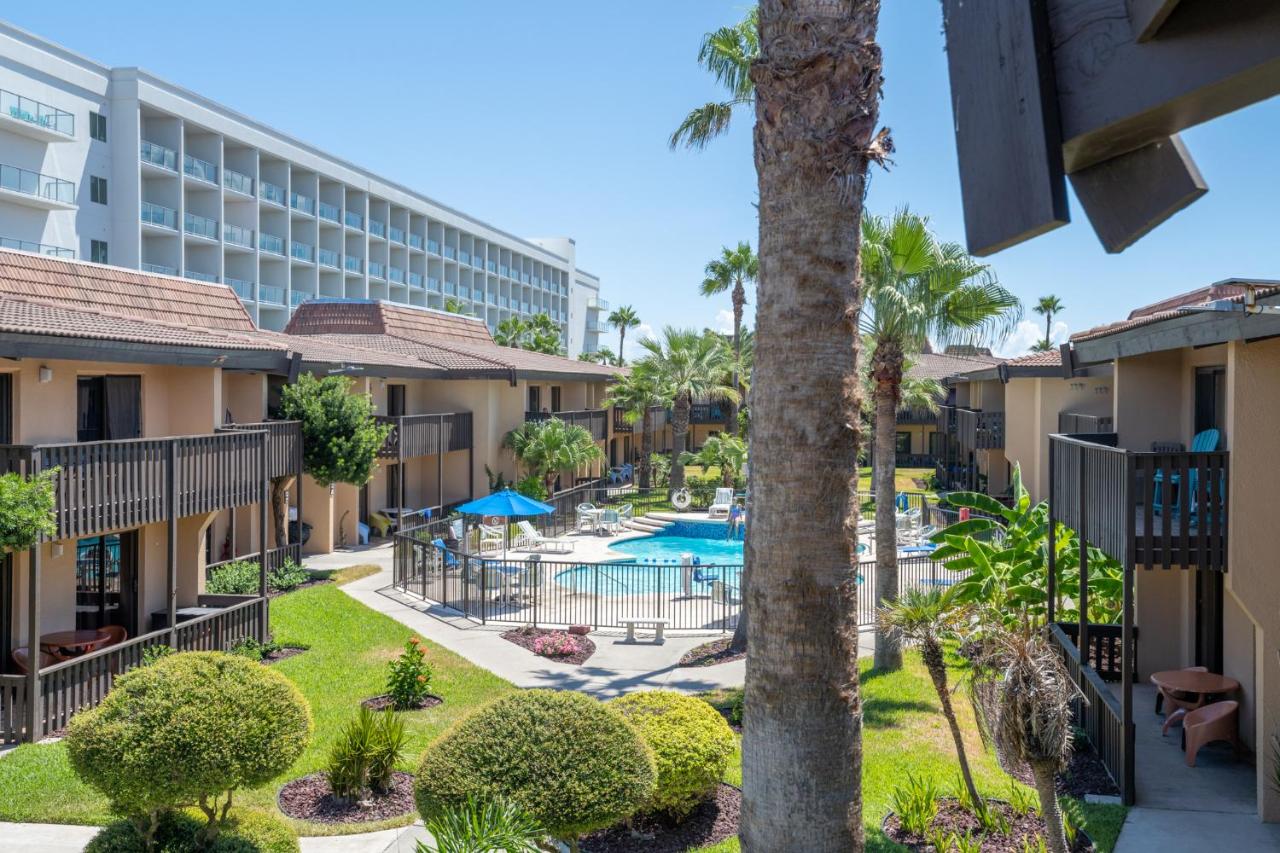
1133;567;1195;679
222;372;267;424
1002;375;1114;503
1114;346;1226;453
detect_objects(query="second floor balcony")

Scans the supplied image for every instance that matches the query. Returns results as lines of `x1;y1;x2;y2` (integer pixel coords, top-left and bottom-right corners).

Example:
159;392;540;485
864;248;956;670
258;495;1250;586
183;154;217;184
956;407;1004;451
1;88;75;139
1049;432;1228;572
524;409;608;442
1058;411;1114;434
0;163;75;209
0;236;74;259
376;412;473;460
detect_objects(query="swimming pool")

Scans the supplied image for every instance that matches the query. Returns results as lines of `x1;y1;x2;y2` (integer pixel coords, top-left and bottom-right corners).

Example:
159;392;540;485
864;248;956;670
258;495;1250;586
553;520;742;596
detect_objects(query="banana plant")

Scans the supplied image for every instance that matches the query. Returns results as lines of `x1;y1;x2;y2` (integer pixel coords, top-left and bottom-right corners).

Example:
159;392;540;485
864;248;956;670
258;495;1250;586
930;464;1123;627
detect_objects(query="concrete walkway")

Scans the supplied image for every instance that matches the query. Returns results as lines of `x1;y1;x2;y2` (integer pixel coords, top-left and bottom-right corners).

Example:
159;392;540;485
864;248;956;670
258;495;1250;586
3;821;434;853
1113;808;1280;852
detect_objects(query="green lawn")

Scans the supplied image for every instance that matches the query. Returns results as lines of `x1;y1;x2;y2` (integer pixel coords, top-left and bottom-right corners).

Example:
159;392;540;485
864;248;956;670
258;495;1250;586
858;466;936;496
0;581;515;836
692;655;1126;852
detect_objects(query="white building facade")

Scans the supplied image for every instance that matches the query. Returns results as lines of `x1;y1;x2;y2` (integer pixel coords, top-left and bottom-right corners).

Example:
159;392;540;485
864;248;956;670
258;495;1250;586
0;21;604;352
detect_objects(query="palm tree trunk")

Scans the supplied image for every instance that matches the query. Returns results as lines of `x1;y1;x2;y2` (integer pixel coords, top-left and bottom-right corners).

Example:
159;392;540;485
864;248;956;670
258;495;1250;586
742;2;883;849
618;328;626;365
639;408;653;489
1032;761;1070;853
670;394;690;490
727;282;745;436
1044;314;1052;349
922;639;980;806
270;477;292;548
873;345;904;670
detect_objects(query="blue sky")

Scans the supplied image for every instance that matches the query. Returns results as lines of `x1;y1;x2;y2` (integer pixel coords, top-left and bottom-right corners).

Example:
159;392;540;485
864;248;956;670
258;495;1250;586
14;2;1278;357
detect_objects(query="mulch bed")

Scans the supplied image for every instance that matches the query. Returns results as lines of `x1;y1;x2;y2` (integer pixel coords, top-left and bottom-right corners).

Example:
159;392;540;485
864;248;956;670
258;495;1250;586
267;578;331;599
678;638;745;668
361;693;444;711
581;783;741;853
501;627;596;665
1004;737;1121;799
883;798;1095;852
277;771;415;824
262;645;308;665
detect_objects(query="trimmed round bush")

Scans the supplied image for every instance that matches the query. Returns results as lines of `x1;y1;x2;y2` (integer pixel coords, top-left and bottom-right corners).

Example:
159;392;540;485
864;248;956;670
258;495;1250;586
414;689;655;842
85;808;299;852
67;652;312;824
611;691;736;818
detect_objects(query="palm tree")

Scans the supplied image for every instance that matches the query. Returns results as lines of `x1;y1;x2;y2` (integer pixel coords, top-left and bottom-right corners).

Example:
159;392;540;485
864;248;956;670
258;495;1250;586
878;588;980;807
1033;295;1064;350
861;209;1021;671
741;3;887;848
607;306;640;365
502;418;604;497
669;7;758;150
494;316;530;348
606;363;666;489
443;298;469;315
637;328;737;491
860;356;942;469
680;433;747;488
524;313;565;356
701;242;758;435
577;346;618;365
1030;339;1055;353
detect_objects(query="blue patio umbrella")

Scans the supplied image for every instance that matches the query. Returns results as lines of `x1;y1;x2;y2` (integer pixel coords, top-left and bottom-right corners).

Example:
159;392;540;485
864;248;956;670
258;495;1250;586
455;489;554;558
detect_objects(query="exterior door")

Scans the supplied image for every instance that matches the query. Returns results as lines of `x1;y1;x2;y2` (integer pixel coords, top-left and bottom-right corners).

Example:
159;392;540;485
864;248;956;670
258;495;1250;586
1192;367;1225;671
527;386;541;413
75;531;137;634
551;386;562;413
78;375;141;441
0;372;11;443
387;384;406;417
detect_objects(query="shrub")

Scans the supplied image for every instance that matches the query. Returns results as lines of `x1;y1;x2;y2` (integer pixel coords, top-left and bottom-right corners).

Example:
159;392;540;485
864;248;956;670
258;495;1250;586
531;632;579;658
267;559;309;593
728;690;744;726
206;560;261;596
387;637;434;710
229;637;283;662
67;652;312;843
141;645;175;666
610;691;736;818
0;467;58;553
417;796;545;853
415;690;655;845
85;808;298;852
513;474;548;501
327;707;406;801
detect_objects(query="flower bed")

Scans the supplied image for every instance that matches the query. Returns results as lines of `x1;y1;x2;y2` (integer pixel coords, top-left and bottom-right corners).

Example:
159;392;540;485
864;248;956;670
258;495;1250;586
501;627;596;664
883;797;1095;852
678;638;745;668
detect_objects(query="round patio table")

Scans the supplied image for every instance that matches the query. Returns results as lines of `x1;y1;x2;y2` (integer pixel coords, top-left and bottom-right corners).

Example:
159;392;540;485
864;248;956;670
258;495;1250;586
40;629;109;657
1150;670;1239;735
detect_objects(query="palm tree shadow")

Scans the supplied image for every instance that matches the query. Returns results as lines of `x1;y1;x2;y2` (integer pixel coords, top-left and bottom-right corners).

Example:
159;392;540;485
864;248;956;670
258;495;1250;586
863;695;935;729
865;824;909;852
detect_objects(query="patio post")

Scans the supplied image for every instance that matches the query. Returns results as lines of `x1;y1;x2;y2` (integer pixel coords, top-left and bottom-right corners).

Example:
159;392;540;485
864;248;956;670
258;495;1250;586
1077;449;1090;663
1047;440;1056;624
1122;455;1137;805
437;414;444;515
397;420;406;532
25;541;40;742
258;435;269;642
166;441;178;648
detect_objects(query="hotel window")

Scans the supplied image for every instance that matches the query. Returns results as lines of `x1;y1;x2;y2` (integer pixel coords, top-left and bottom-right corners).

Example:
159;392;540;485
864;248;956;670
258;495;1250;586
90;240;108;264
77;375;141;442
90;176;108;205
550;386;562;413
895;432;912;455
387;384;406;417
89;111;107;142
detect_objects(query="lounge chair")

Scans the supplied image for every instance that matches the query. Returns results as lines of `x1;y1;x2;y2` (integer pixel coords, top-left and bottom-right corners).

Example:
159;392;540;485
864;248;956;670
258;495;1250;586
617;503;634;525
600;509;621;535
708;488;734;519
431;538;459;570
368;512;394;538
11;647;58;674
710;579;742;606
515;520;575;554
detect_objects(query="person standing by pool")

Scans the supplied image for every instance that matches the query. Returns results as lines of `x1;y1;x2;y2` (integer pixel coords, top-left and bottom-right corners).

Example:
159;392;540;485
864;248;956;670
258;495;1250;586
727;500;745;540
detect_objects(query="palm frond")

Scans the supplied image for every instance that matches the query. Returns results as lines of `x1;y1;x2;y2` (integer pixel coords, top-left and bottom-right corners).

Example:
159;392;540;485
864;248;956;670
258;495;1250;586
668;100;747;150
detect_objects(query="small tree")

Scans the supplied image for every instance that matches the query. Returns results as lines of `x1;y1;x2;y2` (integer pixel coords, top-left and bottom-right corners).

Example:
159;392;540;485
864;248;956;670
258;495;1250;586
278;374;391;540
680;433;747;488
0;468;58;553
878;588;980;808
502;418;604;497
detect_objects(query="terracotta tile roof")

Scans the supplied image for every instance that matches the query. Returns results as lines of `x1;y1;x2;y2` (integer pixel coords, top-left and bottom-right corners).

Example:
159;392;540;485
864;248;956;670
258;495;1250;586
0;248;257;332
908;350;1004;381
294;333;512;373
1003;349;1061;367
252;330;432;370
0;295;284;352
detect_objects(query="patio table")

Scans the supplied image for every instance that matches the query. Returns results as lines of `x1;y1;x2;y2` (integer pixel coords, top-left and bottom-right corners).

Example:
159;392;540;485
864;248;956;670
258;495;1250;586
40;629;109;657
1151;669;1240;735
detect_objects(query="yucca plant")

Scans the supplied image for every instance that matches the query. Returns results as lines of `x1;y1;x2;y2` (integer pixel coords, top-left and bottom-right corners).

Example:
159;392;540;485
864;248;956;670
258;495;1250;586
888;772;941;837
417;796;546;853
368;710;406;793
879;588;980;807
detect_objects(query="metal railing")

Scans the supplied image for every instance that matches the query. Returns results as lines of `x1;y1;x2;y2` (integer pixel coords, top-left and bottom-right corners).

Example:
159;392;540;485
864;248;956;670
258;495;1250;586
183;212;218;240
345;210;363;230
290;241;314;263
259;232;285;255
183;154;218;184
184;269;218;284
140;140;178;171
409;233;424;250
289;191;315;215
141;201;177;230
1;88;74;136
524;409;608;441
318;201;341;222
317;247;339;268
1058;411;1114;434
0;236;74;258
0;164;75;204
344;255;363;274
227;278;254;300
389;225;406;244
369;219;386;238
258;284;285;305
141;262;177;276
205;543;302;581
290;290;311;307
377;412;473;459
369;261;385;279
223;168;254;196
261;181;286;206
223;223;253;248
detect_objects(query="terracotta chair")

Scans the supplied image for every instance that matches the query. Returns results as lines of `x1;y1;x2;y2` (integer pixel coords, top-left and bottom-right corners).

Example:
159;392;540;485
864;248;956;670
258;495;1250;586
1153;665;1207;716
11;647;58;674
1182;700;1239;767
99;625;128;649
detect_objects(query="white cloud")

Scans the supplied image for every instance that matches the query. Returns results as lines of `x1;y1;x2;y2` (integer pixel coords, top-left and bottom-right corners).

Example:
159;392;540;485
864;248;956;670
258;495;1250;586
622;322;657;362
993;320;1069;358
714;309;735;335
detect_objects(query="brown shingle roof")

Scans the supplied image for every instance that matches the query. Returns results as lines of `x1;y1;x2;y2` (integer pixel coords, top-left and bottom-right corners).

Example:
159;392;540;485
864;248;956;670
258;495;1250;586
0;248;257;332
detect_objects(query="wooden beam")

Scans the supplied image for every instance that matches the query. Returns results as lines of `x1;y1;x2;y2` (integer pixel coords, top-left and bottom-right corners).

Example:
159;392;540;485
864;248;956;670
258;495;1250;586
1128;0;1183;42
1069;135;1207;252
166;442;177;647
258;437;269;642
25;543;40;742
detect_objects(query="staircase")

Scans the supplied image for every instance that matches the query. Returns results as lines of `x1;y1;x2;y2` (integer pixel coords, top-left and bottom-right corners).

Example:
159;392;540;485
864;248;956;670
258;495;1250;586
624;513;672;533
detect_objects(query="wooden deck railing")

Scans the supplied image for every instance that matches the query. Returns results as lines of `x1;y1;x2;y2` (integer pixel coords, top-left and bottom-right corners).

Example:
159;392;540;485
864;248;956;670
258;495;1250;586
222;420;302;480
524;409;608;441
1049;623;1133;803
1057;411;1114;434
0;597;267;743
378;412;473;460
0;431;269;541
205;543;302;580
1050;433;1228;571
956;408;1005;451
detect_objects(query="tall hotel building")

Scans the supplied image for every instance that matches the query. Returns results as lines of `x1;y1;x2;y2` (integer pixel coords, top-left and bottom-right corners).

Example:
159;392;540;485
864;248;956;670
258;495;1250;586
0;21;608;354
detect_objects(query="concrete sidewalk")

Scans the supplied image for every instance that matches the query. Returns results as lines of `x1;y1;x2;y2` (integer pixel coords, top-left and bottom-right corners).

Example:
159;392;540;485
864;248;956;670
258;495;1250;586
3;821;434;853
1113;807;1280;852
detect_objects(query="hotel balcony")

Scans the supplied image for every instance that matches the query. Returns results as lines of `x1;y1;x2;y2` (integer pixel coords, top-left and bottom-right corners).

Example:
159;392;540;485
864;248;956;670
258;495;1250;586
226;277;254;301
0;88;75;141
141;262;177;276
260;181;286;207
368;219;385;239
344;210;363;231
376;412;474;460
955;407;1004;452
524;409;608;442
0;236;74;259
317;247;340;269
258;284;286;305
0;164;76;210
140;140;178;173
182;154;218;185
1058;411;1114;434
289;241;314;264
183;212;218;241
223;168;254;198
223;223;254;250
318;201;341;224
289;192;315;217
344;255;363;275
259;232;285;256
141;201;178;232
1049;433;1228;572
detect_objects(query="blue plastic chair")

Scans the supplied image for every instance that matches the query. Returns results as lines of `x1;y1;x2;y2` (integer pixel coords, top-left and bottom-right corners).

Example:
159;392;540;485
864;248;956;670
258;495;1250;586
895;493;909;513
1152;429;1219;516
431;538;459;569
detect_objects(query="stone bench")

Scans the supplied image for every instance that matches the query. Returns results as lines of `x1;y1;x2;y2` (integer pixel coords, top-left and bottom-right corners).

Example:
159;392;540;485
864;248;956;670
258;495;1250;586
621;617;671;644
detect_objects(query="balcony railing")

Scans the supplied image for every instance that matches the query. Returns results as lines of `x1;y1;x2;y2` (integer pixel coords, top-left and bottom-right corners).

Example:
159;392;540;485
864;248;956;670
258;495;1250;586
443;245;456;260
141;201;177;230
223;223;253;248
1;88;74;136
956;408;1004;451
183;212;218;240
318;201;340;223
587;296;610;311
182;154;217;184
369;219;385;238
221;421;301;480
427;276;440;292
388;266;405;284
226;278;254;300
524;409;608;442
427;239;440;254
377;412;473;460
289;289;311;307
459;249;471;265
259;232;285;256
289;192;315;215
290;241;314;263
0;236;74;258
141;262;177;276
261;181;286;206
687;402;729;424
344;255;363;274
0;431;267;541
408;233;423;250
259;284;285;305
408;271;423;287
369;261;385;279
344;210;363;230
140;140;178;171
223;168;254;196
895;406;940;425
184;270;218;284
389;225;406;244
1058;411;1114;434
317;247;339;268
1049;433;1228;572
0;164;75;204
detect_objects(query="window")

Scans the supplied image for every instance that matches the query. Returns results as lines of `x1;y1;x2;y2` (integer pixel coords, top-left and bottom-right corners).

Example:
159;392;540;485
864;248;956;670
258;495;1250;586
77;375;141;442
75;532;136;633
385;463;401;508
387;384;406;417
89;111;107;142
550;386;562;413
90;240;108;264
895;432;912;455
527;386;541;413
90;176;108;205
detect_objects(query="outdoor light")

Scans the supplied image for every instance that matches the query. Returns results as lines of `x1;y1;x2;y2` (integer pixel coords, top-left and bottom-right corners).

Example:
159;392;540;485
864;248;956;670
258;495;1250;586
38;365;52;383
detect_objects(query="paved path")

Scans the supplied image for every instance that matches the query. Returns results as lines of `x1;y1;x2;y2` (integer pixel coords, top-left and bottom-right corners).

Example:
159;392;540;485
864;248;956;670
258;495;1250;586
1113;807;1280;852
2;822;435;853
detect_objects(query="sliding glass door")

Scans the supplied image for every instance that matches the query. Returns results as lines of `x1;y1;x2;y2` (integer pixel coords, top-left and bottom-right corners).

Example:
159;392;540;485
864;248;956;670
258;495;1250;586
75;532;137;634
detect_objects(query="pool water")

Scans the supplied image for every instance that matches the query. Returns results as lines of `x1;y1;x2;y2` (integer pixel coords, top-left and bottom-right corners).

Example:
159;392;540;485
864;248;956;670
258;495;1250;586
610;533;744;565
552;520;743;596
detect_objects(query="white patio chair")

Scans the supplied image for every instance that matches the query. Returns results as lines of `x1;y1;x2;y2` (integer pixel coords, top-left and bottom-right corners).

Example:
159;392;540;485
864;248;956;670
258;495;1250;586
600;509;621;535
708;488;734;519
478;524;505;553
617;503;634;525
576;502;597;533
514;520;575;554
